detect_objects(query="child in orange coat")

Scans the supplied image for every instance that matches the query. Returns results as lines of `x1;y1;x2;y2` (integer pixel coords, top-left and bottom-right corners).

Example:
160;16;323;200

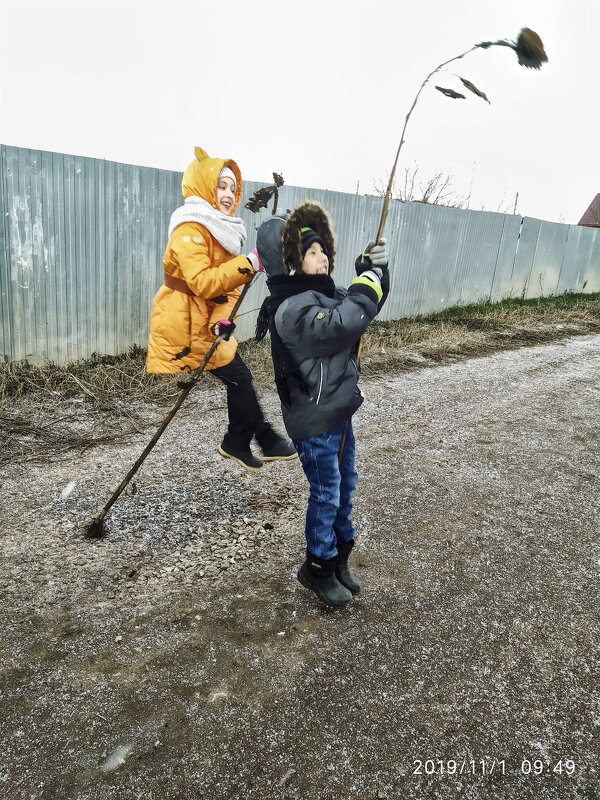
147;146;296;470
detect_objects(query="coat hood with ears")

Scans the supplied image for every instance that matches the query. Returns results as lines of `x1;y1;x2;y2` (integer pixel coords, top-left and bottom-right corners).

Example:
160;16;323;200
282;201;336;273
181;146;243;212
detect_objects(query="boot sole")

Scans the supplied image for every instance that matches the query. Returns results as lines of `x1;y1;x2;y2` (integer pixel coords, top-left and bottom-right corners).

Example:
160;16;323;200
297;570;352;608
261;452;299;462
217;446;263;472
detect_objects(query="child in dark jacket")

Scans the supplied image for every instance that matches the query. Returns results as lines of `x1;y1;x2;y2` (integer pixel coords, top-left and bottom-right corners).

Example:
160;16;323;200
256;202;389;607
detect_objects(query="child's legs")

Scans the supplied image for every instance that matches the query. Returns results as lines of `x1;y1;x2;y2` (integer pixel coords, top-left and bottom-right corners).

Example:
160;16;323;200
294;424;346;560
209;352;271;446
332;420;358;544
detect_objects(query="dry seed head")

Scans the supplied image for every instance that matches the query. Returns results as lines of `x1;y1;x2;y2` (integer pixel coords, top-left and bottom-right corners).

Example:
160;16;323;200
513;28;548;69
245;185;275;213
476;28;548;70
245;174;284;214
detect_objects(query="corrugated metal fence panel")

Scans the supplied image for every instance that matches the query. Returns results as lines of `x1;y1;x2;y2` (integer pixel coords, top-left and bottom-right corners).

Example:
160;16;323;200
0;151;9;356
0;146;183;362
382;203;515;318
488;215;525;302
525;218;571;299
557;223;600;294
1;145;599;363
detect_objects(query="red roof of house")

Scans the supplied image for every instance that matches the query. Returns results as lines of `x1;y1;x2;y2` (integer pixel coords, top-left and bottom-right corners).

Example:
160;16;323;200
579;194;600;227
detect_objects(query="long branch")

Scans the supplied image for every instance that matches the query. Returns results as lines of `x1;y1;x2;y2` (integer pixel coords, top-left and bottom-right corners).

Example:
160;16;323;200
375;45;479;242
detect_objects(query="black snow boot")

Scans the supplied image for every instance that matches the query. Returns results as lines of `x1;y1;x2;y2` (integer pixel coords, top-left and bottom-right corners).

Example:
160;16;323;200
297;552;353;608
256;428;298;461
217;434;263;472
335;539;361;595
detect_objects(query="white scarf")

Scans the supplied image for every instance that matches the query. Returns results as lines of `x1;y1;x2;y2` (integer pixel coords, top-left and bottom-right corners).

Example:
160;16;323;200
168;196;247;255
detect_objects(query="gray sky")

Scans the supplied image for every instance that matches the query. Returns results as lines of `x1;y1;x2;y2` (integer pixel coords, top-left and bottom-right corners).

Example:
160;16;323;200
1;0;598;224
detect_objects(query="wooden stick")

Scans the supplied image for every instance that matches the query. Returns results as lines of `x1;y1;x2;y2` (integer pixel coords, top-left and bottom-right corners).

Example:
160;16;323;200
374;45;478;244
85;280;254;536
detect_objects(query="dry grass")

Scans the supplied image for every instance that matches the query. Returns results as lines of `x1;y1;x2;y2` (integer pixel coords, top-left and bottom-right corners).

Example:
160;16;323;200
0;347;187;467
0;346;183;409
1;293;599;467
242;292;600;381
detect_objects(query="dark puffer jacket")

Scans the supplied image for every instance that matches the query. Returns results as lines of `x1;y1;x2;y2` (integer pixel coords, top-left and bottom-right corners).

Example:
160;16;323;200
269;273;380;439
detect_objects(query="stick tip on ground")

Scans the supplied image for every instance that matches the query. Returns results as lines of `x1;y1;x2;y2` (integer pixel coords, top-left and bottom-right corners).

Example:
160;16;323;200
84;518;108;539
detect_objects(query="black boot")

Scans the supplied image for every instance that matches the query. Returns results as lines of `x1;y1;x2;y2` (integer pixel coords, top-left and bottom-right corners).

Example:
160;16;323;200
256;428;298;461
335;539;361;595
297;552;353;608
217;434;263;472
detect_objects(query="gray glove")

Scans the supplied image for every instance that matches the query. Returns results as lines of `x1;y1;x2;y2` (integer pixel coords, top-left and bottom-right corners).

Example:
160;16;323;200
364;238;388;267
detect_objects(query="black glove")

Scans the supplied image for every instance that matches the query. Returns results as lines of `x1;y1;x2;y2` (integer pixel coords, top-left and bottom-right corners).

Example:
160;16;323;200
378;269;390;312
211;318;236;340
355;252;372;276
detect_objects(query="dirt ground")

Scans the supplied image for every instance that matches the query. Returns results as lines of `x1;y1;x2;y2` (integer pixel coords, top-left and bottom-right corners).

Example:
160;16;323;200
0;334;598;800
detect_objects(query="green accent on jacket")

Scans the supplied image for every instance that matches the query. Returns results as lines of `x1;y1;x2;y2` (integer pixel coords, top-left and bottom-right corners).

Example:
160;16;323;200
350;275;383;302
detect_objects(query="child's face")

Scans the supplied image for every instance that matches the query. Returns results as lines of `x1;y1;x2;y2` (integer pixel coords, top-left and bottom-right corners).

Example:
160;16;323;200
301;242;329;275
215;177;235;215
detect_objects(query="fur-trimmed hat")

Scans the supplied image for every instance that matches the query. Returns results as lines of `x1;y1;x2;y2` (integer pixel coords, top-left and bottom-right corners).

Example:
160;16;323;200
282;201;336;273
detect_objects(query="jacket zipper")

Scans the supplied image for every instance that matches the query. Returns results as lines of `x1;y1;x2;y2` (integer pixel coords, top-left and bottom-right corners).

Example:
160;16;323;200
316;362;324;404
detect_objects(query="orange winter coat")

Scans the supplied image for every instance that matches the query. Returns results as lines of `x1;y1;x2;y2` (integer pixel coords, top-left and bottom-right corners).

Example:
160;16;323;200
146;149;253;373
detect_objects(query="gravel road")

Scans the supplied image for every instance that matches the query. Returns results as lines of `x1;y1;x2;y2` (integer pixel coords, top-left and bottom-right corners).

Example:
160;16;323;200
0;334;598;800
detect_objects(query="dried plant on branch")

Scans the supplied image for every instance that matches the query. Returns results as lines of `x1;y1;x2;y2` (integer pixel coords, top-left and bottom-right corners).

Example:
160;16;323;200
374;163;471;208
245;172;285;215
375;27;548;242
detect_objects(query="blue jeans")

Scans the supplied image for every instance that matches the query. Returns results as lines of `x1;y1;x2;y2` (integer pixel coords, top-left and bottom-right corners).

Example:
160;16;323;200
293;420;358;560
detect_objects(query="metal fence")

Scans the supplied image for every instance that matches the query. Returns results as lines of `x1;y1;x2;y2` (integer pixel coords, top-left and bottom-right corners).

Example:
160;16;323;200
1;144;599;364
